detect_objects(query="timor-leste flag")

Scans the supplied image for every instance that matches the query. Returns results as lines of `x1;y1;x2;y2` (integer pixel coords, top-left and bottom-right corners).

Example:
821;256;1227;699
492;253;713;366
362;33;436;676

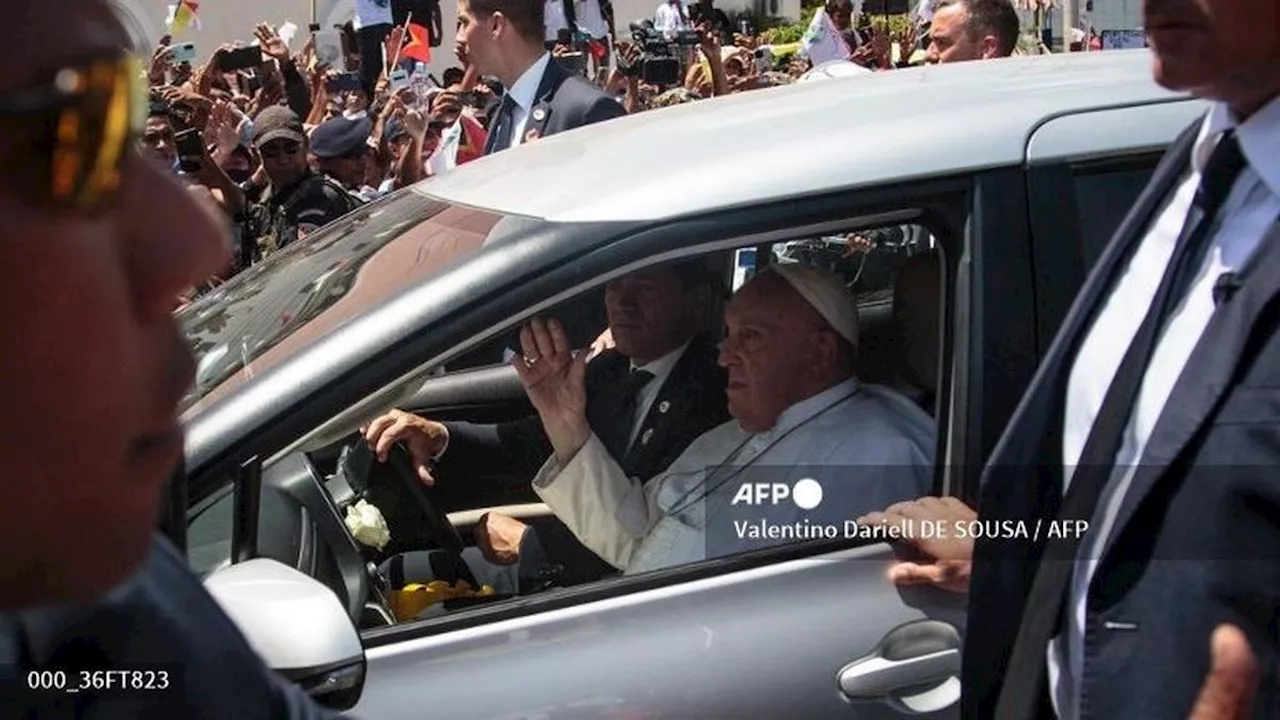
454;115;487;165
401;23;433;63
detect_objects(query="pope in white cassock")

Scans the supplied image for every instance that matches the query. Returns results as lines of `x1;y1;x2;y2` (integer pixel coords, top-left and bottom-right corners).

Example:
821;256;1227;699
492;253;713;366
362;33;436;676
514;263;936;574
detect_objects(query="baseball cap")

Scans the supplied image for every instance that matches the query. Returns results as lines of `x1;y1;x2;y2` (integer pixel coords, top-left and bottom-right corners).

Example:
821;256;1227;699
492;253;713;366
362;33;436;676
252;105;306;148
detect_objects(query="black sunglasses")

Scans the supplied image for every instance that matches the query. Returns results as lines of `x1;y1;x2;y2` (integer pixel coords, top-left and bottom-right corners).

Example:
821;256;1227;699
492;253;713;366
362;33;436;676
259;141;302;159
0;53;144;213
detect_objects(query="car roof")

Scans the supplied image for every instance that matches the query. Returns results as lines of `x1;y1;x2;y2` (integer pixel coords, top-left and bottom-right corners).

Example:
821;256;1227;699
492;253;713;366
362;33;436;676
422;50;1188;223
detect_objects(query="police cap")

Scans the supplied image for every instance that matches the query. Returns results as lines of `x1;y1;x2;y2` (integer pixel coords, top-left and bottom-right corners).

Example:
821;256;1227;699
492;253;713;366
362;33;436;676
310;114;373;158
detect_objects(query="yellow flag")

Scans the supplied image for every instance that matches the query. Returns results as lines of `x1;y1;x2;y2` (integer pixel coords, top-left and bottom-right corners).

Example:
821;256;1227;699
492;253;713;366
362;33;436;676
168;0;200;36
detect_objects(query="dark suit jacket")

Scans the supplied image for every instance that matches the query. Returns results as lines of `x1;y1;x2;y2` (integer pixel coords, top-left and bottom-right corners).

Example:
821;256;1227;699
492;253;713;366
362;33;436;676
2;537;344;719
966;119;1280;719
441;336;729;483
484;56;626;155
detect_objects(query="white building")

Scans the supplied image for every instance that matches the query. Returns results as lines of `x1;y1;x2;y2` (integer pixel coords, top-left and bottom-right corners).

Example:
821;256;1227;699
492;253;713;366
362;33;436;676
1015;0;1144;40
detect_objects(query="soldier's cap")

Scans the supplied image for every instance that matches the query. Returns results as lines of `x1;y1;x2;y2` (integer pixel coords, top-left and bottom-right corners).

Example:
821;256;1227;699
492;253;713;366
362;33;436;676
253;105;306;148
310;114;373;158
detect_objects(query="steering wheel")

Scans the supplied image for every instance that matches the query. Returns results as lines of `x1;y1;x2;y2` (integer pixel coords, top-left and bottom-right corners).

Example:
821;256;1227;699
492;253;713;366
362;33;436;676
385;443;479;588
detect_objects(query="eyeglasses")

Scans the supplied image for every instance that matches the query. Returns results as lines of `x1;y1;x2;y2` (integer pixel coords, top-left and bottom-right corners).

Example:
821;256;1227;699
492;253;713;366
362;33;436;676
259;142;301;159
0;53;145;213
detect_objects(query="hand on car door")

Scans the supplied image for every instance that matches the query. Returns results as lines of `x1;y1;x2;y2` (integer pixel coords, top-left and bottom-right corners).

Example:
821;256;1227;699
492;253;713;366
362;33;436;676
856;496;976;593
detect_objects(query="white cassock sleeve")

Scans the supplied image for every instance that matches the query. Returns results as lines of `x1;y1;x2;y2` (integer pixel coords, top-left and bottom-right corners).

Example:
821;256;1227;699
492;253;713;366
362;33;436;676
531;433;666;570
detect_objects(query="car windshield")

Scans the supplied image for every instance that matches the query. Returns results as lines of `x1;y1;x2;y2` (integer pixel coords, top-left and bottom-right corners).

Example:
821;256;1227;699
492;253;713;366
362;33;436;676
177;189;508;416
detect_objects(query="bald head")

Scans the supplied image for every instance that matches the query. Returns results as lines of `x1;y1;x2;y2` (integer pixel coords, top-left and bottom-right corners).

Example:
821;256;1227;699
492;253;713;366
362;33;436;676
718;269;857;432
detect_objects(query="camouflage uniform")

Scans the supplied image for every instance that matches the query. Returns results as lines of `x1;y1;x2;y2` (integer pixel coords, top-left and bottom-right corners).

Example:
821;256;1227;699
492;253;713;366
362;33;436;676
243;172;362;264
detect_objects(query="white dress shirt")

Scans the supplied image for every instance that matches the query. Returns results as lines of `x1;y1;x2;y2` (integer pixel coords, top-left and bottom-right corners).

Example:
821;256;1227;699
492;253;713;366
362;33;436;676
545;0;611;40
654;0;691;36
627;341;691;449
501;52;552;150
533;379;935;573
1049;96;1280;719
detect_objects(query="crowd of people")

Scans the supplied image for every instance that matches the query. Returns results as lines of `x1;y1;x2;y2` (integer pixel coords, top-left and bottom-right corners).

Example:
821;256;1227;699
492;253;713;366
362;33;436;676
145;0;1020;303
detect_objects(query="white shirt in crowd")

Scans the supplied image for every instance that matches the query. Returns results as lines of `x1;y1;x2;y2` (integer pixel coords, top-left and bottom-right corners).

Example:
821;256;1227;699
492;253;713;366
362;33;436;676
545;0;611;41
533;378;935;574
427;119;464;176
501;52;552;150
1050;95;1280;720
626;341;690;449
353;0;393;30
654;0;691;36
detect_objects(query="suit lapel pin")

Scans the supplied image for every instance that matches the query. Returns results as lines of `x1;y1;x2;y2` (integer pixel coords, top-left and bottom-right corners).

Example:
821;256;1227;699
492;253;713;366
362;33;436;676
658;400;670;414
532;106;547;123
641;428;654;446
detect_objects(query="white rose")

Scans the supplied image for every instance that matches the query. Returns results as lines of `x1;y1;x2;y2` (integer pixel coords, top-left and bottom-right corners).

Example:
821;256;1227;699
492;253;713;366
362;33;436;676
344;499;391;551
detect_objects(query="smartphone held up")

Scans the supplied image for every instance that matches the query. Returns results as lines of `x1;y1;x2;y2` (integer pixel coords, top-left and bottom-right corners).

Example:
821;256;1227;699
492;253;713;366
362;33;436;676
218;45;264;72
175;128;204;173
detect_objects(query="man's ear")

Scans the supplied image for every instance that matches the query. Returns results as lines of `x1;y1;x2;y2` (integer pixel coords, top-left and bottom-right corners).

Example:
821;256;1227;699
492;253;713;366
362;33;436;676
980;34;999;59
814;328;843;370
489;11;506;38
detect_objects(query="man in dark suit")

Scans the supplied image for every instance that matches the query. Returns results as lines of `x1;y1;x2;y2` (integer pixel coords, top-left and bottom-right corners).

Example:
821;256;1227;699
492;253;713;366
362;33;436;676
858;1;1280;717
0;1;347;716
450;0;624;155
365;260;729;588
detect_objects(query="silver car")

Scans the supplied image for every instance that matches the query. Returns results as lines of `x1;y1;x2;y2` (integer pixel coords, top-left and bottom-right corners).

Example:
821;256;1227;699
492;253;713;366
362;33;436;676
176;49;1206;718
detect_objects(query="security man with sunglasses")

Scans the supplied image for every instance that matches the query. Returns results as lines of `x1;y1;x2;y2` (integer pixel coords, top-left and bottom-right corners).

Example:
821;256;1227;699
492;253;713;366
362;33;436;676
0;1;351;717
241;105;362;264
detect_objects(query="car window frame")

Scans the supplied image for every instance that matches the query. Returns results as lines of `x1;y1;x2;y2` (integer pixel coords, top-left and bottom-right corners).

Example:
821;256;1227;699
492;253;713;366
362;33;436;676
181;175;988;650
344;186;973;648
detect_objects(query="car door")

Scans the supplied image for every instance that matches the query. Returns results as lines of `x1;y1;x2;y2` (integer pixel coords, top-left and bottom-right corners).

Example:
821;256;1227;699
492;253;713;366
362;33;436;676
347;178;1012;719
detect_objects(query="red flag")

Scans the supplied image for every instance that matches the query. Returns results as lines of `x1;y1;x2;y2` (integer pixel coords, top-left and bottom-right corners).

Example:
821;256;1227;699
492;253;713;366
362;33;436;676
587;38;608;62
401;23;432;64
455;115;487;165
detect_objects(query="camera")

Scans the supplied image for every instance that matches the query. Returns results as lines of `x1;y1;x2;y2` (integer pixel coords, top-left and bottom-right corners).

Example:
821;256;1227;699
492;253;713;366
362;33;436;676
624;20;699;87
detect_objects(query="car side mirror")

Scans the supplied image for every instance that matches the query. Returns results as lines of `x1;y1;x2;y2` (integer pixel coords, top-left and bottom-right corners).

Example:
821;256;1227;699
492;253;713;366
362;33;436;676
204;558;366;710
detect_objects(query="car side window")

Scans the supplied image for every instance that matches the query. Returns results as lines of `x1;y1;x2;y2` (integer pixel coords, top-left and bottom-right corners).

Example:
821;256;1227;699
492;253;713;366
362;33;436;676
1029;156;1162;347
187;487;235;577
1072;164;1157;269
311;224;949;629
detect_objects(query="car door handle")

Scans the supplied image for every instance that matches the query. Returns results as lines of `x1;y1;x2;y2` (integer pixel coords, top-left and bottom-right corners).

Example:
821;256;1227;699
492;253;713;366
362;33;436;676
837;619;962;700
837;648;960;697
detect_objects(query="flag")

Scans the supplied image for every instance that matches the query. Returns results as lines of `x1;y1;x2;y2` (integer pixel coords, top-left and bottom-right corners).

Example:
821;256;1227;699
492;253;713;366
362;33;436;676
912;0;936;25
400;23;432;64
166;0;200;36
587;38;608;62
800;8;851;66
426;115;486;176
455;115;487;165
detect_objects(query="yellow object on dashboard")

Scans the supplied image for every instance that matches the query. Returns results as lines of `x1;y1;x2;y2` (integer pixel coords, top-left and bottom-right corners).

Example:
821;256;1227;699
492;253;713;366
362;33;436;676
387;580;496;621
